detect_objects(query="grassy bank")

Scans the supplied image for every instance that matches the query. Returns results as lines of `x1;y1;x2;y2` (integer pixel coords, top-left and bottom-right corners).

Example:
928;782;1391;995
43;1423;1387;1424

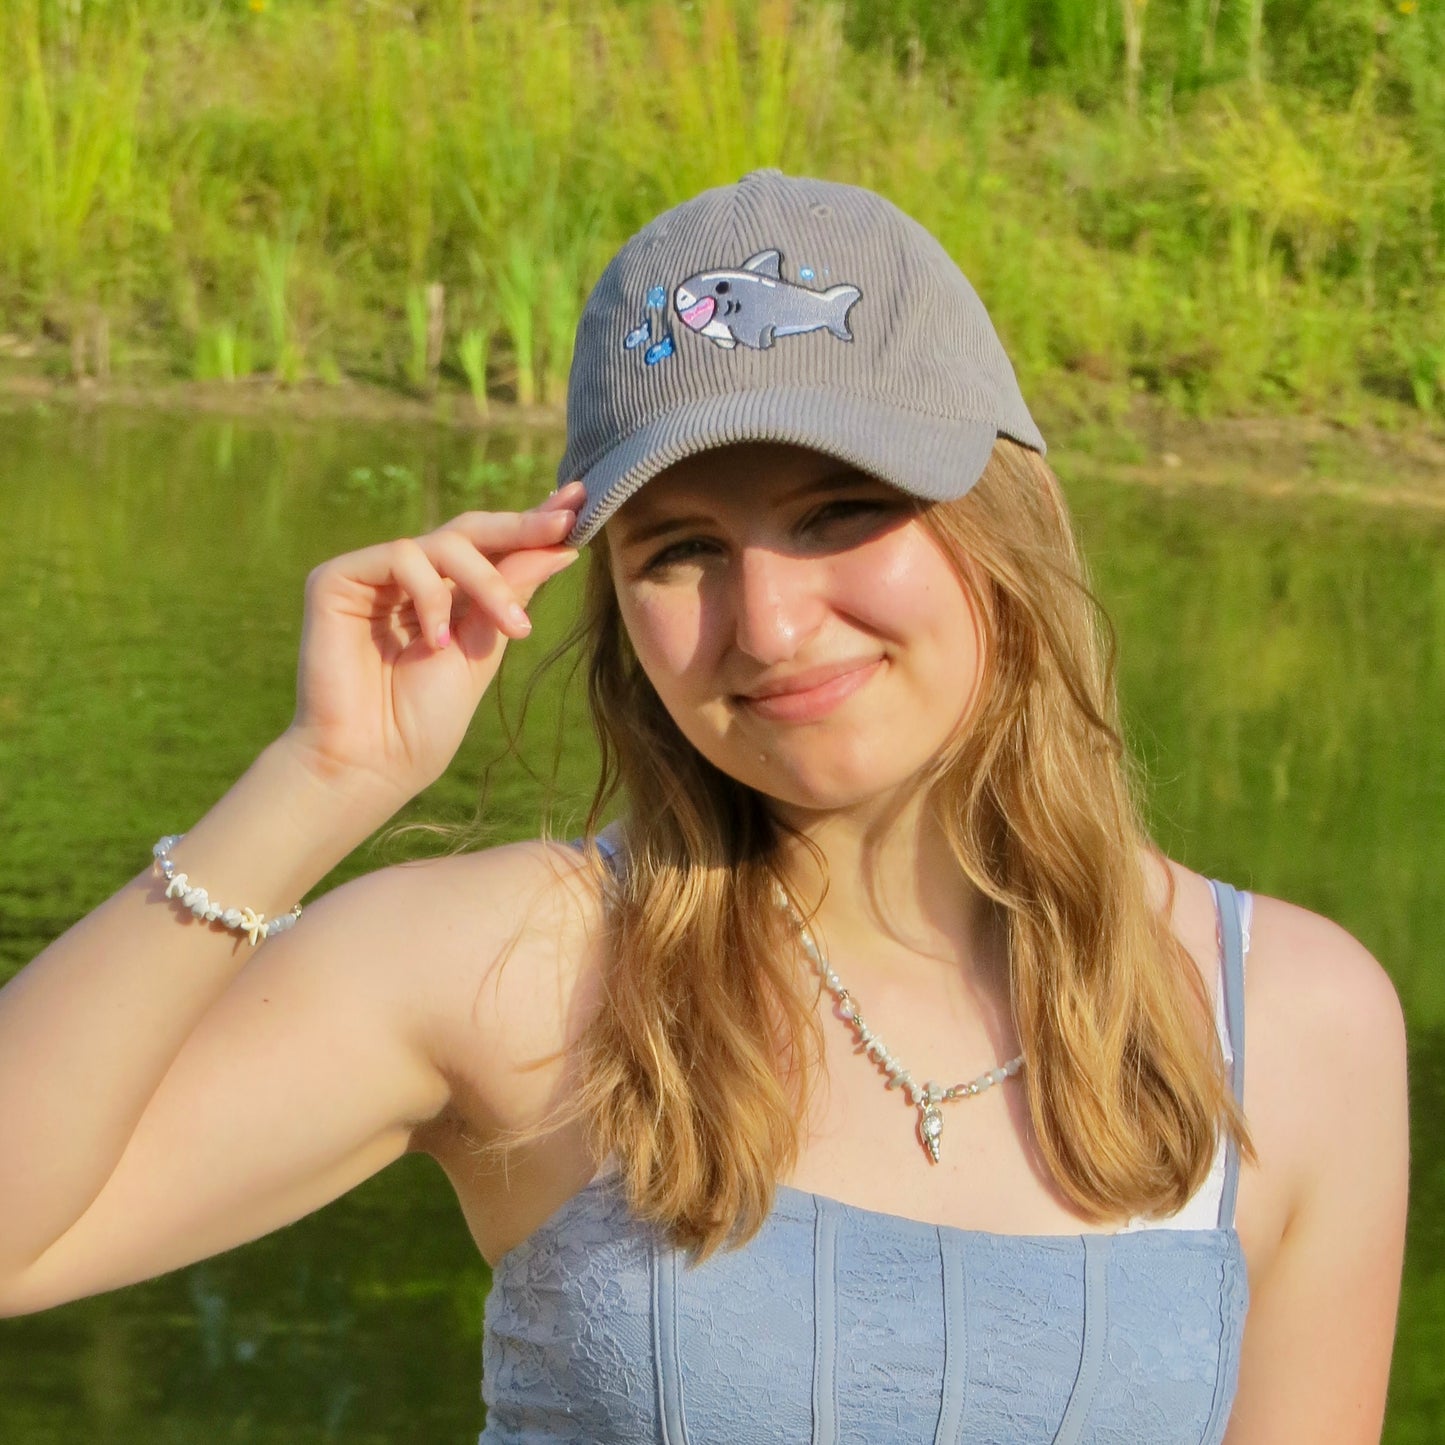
1;0;1441;424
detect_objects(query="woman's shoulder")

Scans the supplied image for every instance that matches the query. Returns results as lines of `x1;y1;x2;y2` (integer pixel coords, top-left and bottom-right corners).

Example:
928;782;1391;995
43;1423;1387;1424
1151;854;1401;1053
1155;857;1406;1258
333;836;608;983
1236;887;1406;1210
336;837;613;1125
363;833;608;938
1211;886;1408;1430
1241;887;1405;1116
1157;855;1404;1109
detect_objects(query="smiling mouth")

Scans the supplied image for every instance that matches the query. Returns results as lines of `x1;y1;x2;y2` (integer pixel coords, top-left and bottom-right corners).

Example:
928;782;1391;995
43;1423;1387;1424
738;658;884;723
678;295;716;330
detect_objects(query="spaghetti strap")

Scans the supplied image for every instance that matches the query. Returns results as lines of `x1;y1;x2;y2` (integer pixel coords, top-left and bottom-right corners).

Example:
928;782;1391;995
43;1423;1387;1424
1208;879;1248;1230
569;831;627;877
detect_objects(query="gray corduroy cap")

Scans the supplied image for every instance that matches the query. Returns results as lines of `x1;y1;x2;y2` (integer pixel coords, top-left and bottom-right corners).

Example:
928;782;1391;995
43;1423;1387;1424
558;169;1045;546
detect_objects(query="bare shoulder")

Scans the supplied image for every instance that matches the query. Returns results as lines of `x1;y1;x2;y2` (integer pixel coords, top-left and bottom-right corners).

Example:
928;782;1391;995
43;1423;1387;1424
355;839;614;1263
1247;891;1403;1012
1212;890;1409;1439
1151;856;1405;1127
1150;857;1407;1238
1146;859;1409;1436
1242;890;1407;1214
1244;891;1407;1107
344;838;611;1130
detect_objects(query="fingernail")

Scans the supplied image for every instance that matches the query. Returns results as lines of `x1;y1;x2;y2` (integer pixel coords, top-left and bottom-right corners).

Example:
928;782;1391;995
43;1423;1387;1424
507;604;531;634
435;624;450;648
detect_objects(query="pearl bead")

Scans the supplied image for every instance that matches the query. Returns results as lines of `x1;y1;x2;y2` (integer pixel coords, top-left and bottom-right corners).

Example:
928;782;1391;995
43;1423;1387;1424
776;889;1024;1150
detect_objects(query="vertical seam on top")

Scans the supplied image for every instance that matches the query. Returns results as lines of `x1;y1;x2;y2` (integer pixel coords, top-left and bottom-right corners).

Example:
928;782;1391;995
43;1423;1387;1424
811;1196;838;1445
1050;1234;1111;1445
1199;1243;1247;1443
933;1229;969;1444
651;1240;691;1445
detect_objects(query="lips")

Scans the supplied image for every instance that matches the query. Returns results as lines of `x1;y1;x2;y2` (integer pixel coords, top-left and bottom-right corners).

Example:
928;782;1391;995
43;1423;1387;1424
738;658;884;723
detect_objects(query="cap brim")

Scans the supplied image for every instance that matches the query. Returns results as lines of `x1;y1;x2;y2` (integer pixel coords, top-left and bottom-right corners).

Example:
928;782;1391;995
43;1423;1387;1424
563;386;1003;547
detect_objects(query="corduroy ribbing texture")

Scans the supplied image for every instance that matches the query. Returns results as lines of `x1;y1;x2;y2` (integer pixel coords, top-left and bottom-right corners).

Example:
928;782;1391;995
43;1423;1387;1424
559;170;1045;545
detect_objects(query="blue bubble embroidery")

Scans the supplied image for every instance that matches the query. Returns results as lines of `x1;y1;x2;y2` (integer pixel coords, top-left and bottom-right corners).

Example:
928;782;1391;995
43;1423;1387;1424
621;282;676;362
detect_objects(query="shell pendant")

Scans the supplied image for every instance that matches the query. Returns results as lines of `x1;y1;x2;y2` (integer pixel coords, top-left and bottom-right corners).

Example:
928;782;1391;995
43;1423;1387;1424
918;1103;944;1164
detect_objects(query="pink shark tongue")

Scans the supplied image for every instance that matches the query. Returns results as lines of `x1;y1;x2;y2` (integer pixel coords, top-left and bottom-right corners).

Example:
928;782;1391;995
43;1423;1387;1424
679;295;716;330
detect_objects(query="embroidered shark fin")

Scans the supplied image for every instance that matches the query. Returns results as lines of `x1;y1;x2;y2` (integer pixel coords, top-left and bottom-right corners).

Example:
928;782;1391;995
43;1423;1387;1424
742;250;783;279
823;284;862;341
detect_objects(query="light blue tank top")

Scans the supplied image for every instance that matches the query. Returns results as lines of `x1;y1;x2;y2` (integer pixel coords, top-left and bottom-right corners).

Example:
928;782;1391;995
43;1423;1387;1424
480;876;1251;1444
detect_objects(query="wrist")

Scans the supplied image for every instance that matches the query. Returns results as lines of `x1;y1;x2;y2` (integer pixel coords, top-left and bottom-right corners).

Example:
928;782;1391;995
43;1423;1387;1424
165;740;405;920
266;730;414;827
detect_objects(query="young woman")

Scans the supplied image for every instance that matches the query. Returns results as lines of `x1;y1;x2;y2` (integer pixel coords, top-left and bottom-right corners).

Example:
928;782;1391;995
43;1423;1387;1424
0;172;1408;1442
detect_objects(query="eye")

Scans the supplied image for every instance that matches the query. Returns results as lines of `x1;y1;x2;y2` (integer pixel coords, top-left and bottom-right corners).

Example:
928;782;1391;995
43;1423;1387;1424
802;499;891;531
639;536;718;575
714;281;730;295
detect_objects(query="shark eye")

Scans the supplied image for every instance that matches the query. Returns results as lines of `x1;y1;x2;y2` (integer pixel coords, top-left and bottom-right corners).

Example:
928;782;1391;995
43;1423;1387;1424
714;281;730;295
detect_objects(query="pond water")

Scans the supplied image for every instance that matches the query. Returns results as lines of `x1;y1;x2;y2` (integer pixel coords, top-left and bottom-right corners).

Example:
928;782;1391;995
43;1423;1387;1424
0;404;1440;1442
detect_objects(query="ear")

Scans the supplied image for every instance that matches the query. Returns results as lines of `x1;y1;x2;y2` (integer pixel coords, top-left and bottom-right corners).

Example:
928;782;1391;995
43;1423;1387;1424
742;250;783;279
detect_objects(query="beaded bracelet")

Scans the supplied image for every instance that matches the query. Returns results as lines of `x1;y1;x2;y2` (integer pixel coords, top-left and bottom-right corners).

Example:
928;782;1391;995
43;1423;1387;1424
152;834;302;947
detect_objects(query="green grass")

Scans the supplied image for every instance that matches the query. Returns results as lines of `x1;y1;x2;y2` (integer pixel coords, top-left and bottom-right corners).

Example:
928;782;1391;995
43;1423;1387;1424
0;0;1440;422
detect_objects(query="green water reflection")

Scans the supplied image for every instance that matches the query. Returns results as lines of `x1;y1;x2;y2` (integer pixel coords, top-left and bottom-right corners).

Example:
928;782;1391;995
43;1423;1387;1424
0;406;1439;1440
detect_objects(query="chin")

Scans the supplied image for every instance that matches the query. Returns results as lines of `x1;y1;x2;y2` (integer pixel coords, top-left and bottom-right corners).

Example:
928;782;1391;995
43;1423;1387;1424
731;741;929;817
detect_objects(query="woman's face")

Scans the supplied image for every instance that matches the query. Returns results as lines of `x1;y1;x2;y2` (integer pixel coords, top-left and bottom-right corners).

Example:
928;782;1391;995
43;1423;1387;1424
605;443;986;818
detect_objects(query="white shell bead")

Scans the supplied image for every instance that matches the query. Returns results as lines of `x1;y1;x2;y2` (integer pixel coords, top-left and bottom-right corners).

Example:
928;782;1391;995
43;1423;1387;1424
154;834;303;948
774;883;1023;1161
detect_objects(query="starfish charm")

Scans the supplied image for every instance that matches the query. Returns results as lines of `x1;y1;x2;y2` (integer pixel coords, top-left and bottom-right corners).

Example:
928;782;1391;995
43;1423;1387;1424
238;906;267;947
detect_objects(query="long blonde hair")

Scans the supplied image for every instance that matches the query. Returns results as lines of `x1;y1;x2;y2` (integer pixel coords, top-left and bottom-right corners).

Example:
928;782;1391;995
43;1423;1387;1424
532;437;1253;1258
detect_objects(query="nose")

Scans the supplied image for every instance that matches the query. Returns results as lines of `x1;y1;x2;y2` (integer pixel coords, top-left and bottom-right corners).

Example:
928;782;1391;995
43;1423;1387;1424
731;545;827;665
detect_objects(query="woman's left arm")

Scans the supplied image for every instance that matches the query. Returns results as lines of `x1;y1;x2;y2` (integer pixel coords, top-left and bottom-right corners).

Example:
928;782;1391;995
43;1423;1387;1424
1224;896;1410;1444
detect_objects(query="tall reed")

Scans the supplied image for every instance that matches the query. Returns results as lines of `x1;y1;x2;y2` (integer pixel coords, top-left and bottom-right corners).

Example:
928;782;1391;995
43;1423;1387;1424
0;0;1438;419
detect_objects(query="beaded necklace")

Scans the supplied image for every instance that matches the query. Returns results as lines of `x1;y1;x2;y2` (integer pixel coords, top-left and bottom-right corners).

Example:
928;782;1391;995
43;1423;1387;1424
776;886;1025;1164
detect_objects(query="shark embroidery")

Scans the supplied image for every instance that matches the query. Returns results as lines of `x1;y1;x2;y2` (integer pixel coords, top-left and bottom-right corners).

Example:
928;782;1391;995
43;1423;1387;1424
673;250;861;351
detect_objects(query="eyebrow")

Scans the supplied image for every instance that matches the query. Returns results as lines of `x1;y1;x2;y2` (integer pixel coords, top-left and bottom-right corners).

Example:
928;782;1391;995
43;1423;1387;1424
615;467;871;549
